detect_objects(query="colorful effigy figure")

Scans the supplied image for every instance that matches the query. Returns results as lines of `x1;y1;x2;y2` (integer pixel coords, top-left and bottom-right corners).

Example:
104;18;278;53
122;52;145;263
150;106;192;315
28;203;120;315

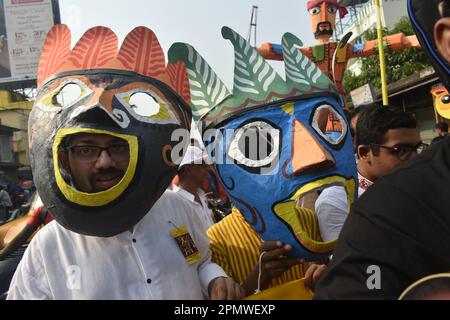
169;27;357;261
431;86;450;119
29;25;192;236
258;0;420;98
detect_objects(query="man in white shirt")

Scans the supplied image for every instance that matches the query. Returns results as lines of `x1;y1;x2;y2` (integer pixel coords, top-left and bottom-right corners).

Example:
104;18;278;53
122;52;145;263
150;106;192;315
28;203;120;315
9;133;243;299
173;145;216;232
6;25;243;300
8;186;232;299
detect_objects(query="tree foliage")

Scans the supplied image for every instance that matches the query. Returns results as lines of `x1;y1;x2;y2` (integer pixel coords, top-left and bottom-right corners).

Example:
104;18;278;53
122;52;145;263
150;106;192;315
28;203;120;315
342;17;431;93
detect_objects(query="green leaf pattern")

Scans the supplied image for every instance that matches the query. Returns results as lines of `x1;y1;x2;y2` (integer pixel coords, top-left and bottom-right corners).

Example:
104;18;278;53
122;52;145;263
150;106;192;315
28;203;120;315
282;32;332;90
169;27;339;127
222;27;284;98
169;43;230;120
186;44;231;119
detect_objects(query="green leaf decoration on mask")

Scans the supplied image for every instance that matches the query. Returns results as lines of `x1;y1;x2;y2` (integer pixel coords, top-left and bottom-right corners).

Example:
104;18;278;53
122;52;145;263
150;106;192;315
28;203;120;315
169;42;230;121
169;26;339;127
221;26;285;98
282;32;333;90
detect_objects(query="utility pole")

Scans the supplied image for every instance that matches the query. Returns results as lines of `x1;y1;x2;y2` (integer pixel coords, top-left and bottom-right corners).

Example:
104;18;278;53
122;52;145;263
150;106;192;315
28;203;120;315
339;0;388;106
247;5;258;47
374;0;388;106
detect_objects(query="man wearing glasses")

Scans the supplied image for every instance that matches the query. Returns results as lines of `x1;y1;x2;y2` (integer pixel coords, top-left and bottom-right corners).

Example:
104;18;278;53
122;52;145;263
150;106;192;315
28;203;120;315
7;25;244;300
355;106;425;187
313;0;450;299
313;105;424;245
58;133;130;194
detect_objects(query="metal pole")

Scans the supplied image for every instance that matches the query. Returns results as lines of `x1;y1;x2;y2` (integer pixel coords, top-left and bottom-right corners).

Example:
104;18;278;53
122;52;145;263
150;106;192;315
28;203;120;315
254;6;258;46
374;0;389;106
247;5;258;47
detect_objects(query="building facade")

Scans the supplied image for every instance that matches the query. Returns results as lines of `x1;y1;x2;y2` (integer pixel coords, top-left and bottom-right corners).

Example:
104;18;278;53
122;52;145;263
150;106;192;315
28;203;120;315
0;124;19;182
335;0;409;43
0;90;33;180
337;0;439;143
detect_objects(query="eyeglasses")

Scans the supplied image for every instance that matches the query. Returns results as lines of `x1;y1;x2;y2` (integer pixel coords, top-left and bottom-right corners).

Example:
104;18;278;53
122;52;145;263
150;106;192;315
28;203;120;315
67;144;130;163
369;142;428;161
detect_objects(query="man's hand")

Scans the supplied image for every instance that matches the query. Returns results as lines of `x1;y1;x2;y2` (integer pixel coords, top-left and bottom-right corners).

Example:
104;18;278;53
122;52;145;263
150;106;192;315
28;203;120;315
259;241;302;279
304;263;327;292
243;241;303;296
208;277;245;300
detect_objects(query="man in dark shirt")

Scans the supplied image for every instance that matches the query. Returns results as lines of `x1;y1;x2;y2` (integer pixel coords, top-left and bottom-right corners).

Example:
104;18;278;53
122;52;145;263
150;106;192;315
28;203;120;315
315;0;450;299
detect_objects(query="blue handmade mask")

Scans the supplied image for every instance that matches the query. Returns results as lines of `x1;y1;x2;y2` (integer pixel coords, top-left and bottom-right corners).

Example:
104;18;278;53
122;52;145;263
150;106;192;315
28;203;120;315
169;27;357;260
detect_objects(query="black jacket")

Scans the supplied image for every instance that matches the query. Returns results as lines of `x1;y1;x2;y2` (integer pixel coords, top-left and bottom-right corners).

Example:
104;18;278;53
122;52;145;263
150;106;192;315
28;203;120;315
314;137;450;299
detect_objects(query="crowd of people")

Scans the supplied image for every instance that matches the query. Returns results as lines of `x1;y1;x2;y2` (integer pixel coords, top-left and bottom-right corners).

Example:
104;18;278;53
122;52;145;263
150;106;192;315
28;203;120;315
0;180;35;222
1;0;450;300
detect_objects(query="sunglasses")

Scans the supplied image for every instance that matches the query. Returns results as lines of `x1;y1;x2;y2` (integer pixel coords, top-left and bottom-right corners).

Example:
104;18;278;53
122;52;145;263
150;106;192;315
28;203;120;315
369;142;428;161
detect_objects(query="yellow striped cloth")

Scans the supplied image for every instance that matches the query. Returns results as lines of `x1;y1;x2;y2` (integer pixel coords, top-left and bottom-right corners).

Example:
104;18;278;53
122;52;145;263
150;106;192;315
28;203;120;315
207;206;322;287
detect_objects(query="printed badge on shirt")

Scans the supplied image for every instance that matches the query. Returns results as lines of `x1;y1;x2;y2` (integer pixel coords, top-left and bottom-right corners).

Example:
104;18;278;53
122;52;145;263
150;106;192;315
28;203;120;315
170;225;202;265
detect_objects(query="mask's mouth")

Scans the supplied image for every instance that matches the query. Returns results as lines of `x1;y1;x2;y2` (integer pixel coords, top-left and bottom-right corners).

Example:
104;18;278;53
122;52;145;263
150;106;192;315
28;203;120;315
273;175;355;254
315;22;333;37
53;128;139;207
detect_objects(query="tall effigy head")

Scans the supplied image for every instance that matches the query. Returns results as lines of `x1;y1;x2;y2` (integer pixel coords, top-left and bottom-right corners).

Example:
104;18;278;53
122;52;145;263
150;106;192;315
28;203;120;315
307;0;348;43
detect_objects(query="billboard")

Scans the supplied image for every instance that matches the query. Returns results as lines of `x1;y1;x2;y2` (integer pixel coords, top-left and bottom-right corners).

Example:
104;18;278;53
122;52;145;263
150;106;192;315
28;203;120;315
0;0;60;85
350;83;376;108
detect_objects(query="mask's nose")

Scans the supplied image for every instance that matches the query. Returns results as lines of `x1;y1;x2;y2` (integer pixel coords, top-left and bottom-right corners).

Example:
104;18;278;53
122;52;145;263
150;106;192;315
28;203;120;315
72;89;127;128
320;2;328;22
291;119;335;175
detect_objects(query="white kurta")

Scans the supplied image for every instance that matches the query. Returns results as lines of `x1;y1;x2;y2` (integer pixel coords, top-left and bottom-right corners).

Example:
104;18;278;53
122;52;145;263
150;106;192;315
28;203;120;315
315;172;373;242
173;187;215;232
7;191;226;300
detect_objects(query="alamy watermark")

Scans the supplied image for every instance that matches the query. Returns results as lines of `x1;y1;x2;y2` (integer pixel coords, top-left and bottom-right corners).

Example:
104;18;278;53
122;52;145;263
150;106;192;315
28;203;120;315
366;265;381;290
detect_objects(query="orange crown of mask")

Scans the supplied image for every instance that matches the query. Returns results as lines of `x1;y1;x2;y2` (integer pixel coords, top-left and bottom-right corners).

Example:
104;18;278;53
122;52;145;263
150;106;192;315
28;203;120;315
37;24;191;103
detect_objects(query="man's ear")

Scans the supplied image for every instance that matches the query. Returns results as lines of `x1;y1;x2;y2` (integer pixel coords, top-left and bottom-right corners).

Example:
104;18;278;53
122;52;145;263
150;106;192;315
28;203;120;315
435;18;450;64
58;150;71;174
356;145;371;161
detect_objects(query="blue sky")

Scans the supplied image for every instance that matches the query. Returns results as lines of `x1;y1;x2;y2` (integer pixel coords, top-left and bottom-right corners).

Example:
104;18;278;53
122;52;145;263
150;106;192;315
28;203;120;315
59;0;316;87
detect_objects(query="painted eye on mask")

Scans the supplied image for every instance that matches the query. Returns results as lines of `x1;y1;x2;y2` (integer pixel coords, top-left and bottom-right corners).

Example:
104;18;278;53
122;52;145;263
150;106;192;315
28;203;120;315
309;6;321;15
227;121;280;170
40;79;92;111
129;92;160;117
442;95;450;104
116;89;179;125
327;5;338;14
311;104;347;147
